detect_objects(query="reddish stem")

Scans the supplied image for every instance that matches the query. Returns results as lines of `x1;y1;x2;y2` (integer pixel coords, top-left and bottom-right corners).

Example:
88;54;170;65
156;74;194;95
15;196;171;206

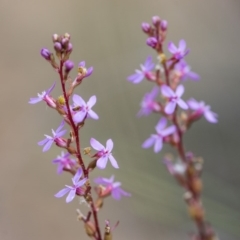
58;60;102;240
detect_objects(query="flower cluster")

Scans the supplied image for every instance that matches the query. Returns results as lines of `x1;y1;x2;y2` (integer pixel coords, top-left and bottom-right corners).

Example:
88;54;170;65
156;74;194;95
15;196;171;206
29;33;130;240
128;16;218;240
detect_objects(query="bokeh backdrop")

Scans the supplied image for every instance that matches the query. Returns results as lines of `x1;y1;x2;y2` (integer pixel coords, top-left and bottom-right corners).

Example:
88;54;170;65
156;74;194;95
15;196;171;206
0;0;240;239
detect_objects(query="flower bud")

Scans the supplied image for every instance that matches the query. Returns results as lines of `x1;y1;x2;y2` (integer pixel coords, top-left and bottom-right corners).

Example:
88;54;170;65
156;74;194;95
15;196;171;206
64;60;74;72
54;42;62;52
61;37;69;48
66;43;73;53
45;95;57;109
146;37;158;48
64;33;71;39
141;22;151;33
160;20;168;31
41;48;51;61
52;34;59;42
152;16;161;26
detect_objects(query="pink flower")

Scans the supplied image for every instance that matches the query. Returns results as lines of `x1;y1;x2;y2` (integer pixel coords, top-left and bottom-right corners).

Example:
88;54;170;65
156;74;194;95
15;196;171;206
161;84;188;114
55;168;87;203
168;39;189;60
90;138;119;169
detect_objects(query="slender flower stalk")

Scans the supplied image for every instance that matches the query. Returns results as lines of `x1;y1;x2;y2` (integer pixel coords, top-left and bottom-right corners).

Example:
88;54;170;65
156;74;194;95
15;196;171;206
128;17;218;240
29;33;130;240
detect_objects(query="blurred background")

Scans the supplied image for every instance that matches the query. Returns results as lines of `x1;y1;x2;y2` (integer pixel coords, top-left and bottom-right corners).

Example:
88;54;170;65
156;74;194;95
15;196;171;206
0;0;240;239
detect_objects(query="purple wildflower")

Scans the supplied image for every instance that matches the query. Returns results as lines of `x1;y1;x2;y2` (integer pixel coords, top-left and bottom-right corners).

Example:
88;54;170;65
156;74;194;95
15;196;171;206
187;98;218;123
90;138;119;169
72;94;99;123
127;56;155;84
174;60;200;81
138;86;160;117
52;151;76;174
78;61;93;78
38;120;67;152
168;39;189;60
55;168;87;203
161;84;188;114
94;175;131;200
142;117;176;153
28;82;55;105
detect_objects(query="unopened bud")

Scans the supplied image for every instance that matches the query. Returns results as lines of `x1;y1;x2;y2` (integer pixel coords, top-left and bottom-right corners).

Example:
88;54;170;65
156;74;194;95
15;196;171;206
152;16;161;26
64;60;74;73
95;198;104;210
52;34;59;42
61;37;69;48
54;42;62;52
160;20;168;31
64;33;71;39
87;159;97;172
146;37;158;48
141;22;151;33
41;48;51;61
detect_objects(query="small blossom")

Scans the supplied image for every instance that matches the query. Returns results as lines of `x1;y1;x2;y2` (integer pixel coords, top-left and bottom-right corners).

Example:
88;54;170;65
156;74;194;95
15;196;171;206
55;168;87;203
161;84;188;114
168;39;189;60
28;82;56;105
72;94;99;123
90;138;119;169
146;37;158;48
78;61;93;78
41;48;51;60
138;86;160;117
152;16;161;25
174;60;200;81
94;175;131;200
127;56;155;84
187;98;218;123
38;120;67;152
52;151;76;174
142;117;176;153
160;20;168;31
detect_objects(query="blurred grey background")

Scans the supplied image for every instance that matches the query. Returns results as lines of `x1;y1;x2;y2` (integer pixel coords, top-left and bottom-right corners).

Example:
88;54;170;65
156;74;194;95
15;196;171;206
0;0;240;239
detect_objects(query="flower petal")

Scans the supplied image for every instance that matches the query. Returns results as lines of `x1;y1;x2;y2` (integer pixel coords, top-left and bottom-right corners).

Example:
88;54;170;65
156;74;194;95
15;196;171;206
88;110;99;120
127;72;144;84
97;156;108;169
109;155;119;169
168;42;177;54
76;178;87;188
86;66;93;77
179;39;186;51
165;101;176;114
73;111;86;123
111;188;121;200
29;97;42;104
106;139;114;152
176;85;185;97
38;138;49;146
43;139;54;152
55;120;65;134
46;82;56;95
177;99;188;110
73;94;86;106
161;85;175;98
187;99;200;110
154;138;163;153
56;129;67;138
90;138;104;151
187;71;200;81
72;168;83;184
66;189;76;203
204;111;218;123
55;187;70;198
142;136;155;148
87;95;97;108
161;125;176;137
155;117;167;132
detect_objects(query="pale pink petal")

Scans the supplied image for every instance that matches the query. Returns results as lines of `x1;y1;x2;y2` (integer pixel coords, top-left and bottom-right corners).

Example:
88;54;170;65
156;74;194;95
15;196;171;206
179;39;186;51
106;139;114;152
56;130;67;138
112;182;121;188
168;42;178;53
55;120;65;133
90;138;104;151
161;85;175;98
165;101;176;114
43;139;54;152
38;138;49;146
66;189;76;203
88;110;99;120
29;97;42;104
55;187;70;198
142;136;155;148
177;99;188;110
204;111;218;123
76;178;87;188
72;94;86;106
73;111;86;123
87;95;97;108
187;99;200;110
72;168;83;184
46;82;56;95
109;155;119;168
176;85;185;97
155;117;167;132
112;189;121;200
97;156;108;169
154;138;163;153
161;126;176;137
